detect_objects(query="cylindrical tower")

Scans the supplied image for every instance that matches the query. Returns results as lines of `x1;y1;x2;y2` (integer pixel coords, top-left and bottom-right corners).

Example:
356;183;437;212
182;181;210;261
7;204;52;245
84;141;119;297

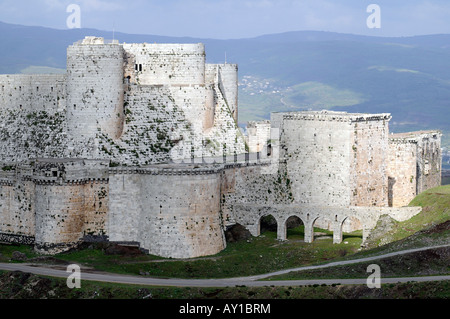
66;37;125;148
218;64;238;122
34;183;85;254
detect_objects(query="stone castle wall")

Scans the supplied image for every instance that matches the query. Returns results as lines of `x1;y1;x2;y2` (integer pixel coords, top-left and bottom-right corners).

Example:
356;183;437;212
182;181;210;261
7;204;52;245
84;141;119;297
66;40;125;143
246;120;271;153
0;74;66;113
387;139;417;207
123;43;206;86
0;37;244;165
387;131;442;207
217;64;239;122
108;166;225;258
350;115;390;207
0;173;35;240
271;112;390;208
0;37;442;259
415;132;442;193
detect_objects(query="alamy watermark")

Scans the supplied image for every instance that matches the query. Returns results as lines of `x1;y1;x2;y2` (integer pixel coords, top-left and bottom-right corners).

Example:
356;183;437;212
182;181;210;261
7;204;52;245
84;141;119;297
366;264;381;288
367;4;381;29
66;264;81;289
66;4;81;29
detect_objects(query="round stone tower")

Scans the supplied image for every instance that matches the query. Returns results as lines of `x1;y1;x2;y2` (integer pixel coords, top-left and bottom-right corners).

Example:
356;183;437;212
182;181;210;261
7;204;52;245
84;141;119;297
218;64;238;122
66;37;125;148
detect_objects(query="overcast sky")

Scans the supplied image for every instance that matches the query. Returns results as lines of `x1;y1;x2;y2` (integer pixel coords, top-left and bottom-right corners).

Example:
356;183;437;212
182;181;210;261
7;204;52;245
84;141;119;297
1;0;450;39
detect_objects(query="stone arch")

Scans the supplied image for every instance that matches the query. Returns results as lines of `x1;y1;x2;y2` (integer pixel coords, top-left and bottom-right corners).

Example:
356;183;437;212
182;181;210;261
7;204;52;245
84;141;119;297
284;215;306;241
338;215;363;244
312;216;333;242
258;214;278;236
342;215;363;233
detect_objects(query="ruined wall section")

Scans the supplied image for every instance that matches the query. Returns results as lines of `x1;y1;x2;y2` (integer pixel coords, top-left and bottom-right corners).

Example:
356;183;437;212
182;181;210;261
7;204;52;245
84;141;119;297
387;131;442;206
350;115;390;207
108;166;226;259
387;138;417;207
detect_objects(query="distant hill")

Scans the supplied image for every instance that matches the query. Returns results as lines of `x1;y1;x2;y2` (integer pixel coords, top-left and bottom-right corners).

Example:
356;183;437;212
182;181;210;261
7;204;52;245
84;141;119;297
1;21;449;147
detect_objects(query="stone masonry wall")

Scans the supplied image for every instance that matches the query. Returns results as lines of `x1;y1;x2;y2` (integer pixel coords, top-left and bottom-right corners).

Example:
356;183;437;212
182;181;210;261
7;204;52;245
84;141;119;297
31;159;109;254
277;112;353;207
221;162;293;226
123;43;206;86
416;132;442;194
0;172;35;239
108;166;226;258
66;39;125;147
350;115;390;207
98;85;189;166
246;120;271;153
217;64;238;122
387;139;417;207
0;74;66;113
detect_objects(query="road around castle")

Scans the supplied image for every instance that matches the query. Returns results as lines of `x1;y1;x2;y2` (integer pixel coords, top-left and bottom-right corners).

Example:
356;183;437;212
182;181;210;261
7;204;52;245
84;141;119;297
0;244;449;288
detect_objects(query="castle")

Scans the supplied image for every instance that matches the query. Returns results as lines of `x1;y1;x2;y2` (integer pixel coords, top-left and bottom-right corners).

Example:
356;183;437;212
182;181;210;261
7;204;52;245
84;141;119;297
0;37;442;258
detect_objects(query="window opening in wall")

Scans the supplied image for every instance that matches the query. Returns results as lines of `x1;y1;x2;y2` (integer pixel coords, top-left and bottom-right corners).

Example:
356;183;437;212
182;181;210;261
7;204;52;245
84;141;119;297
135;64;143;72
36;87;39;92
74;104;76;110
51;87;54;92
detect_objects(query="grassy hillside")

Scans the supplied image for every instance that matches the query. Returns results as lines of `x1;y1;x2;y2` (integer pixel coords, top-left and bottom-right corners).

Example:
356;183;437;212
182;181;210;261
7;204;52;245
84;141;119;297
354;185;449;255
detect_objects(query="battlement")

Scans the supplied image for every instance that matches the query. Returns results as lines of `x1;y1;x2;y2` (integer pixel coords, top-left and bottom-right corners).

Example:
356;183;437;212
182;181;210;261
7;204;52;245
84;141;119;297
389;130;442;143
274;110;392;123
76;36;119;45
